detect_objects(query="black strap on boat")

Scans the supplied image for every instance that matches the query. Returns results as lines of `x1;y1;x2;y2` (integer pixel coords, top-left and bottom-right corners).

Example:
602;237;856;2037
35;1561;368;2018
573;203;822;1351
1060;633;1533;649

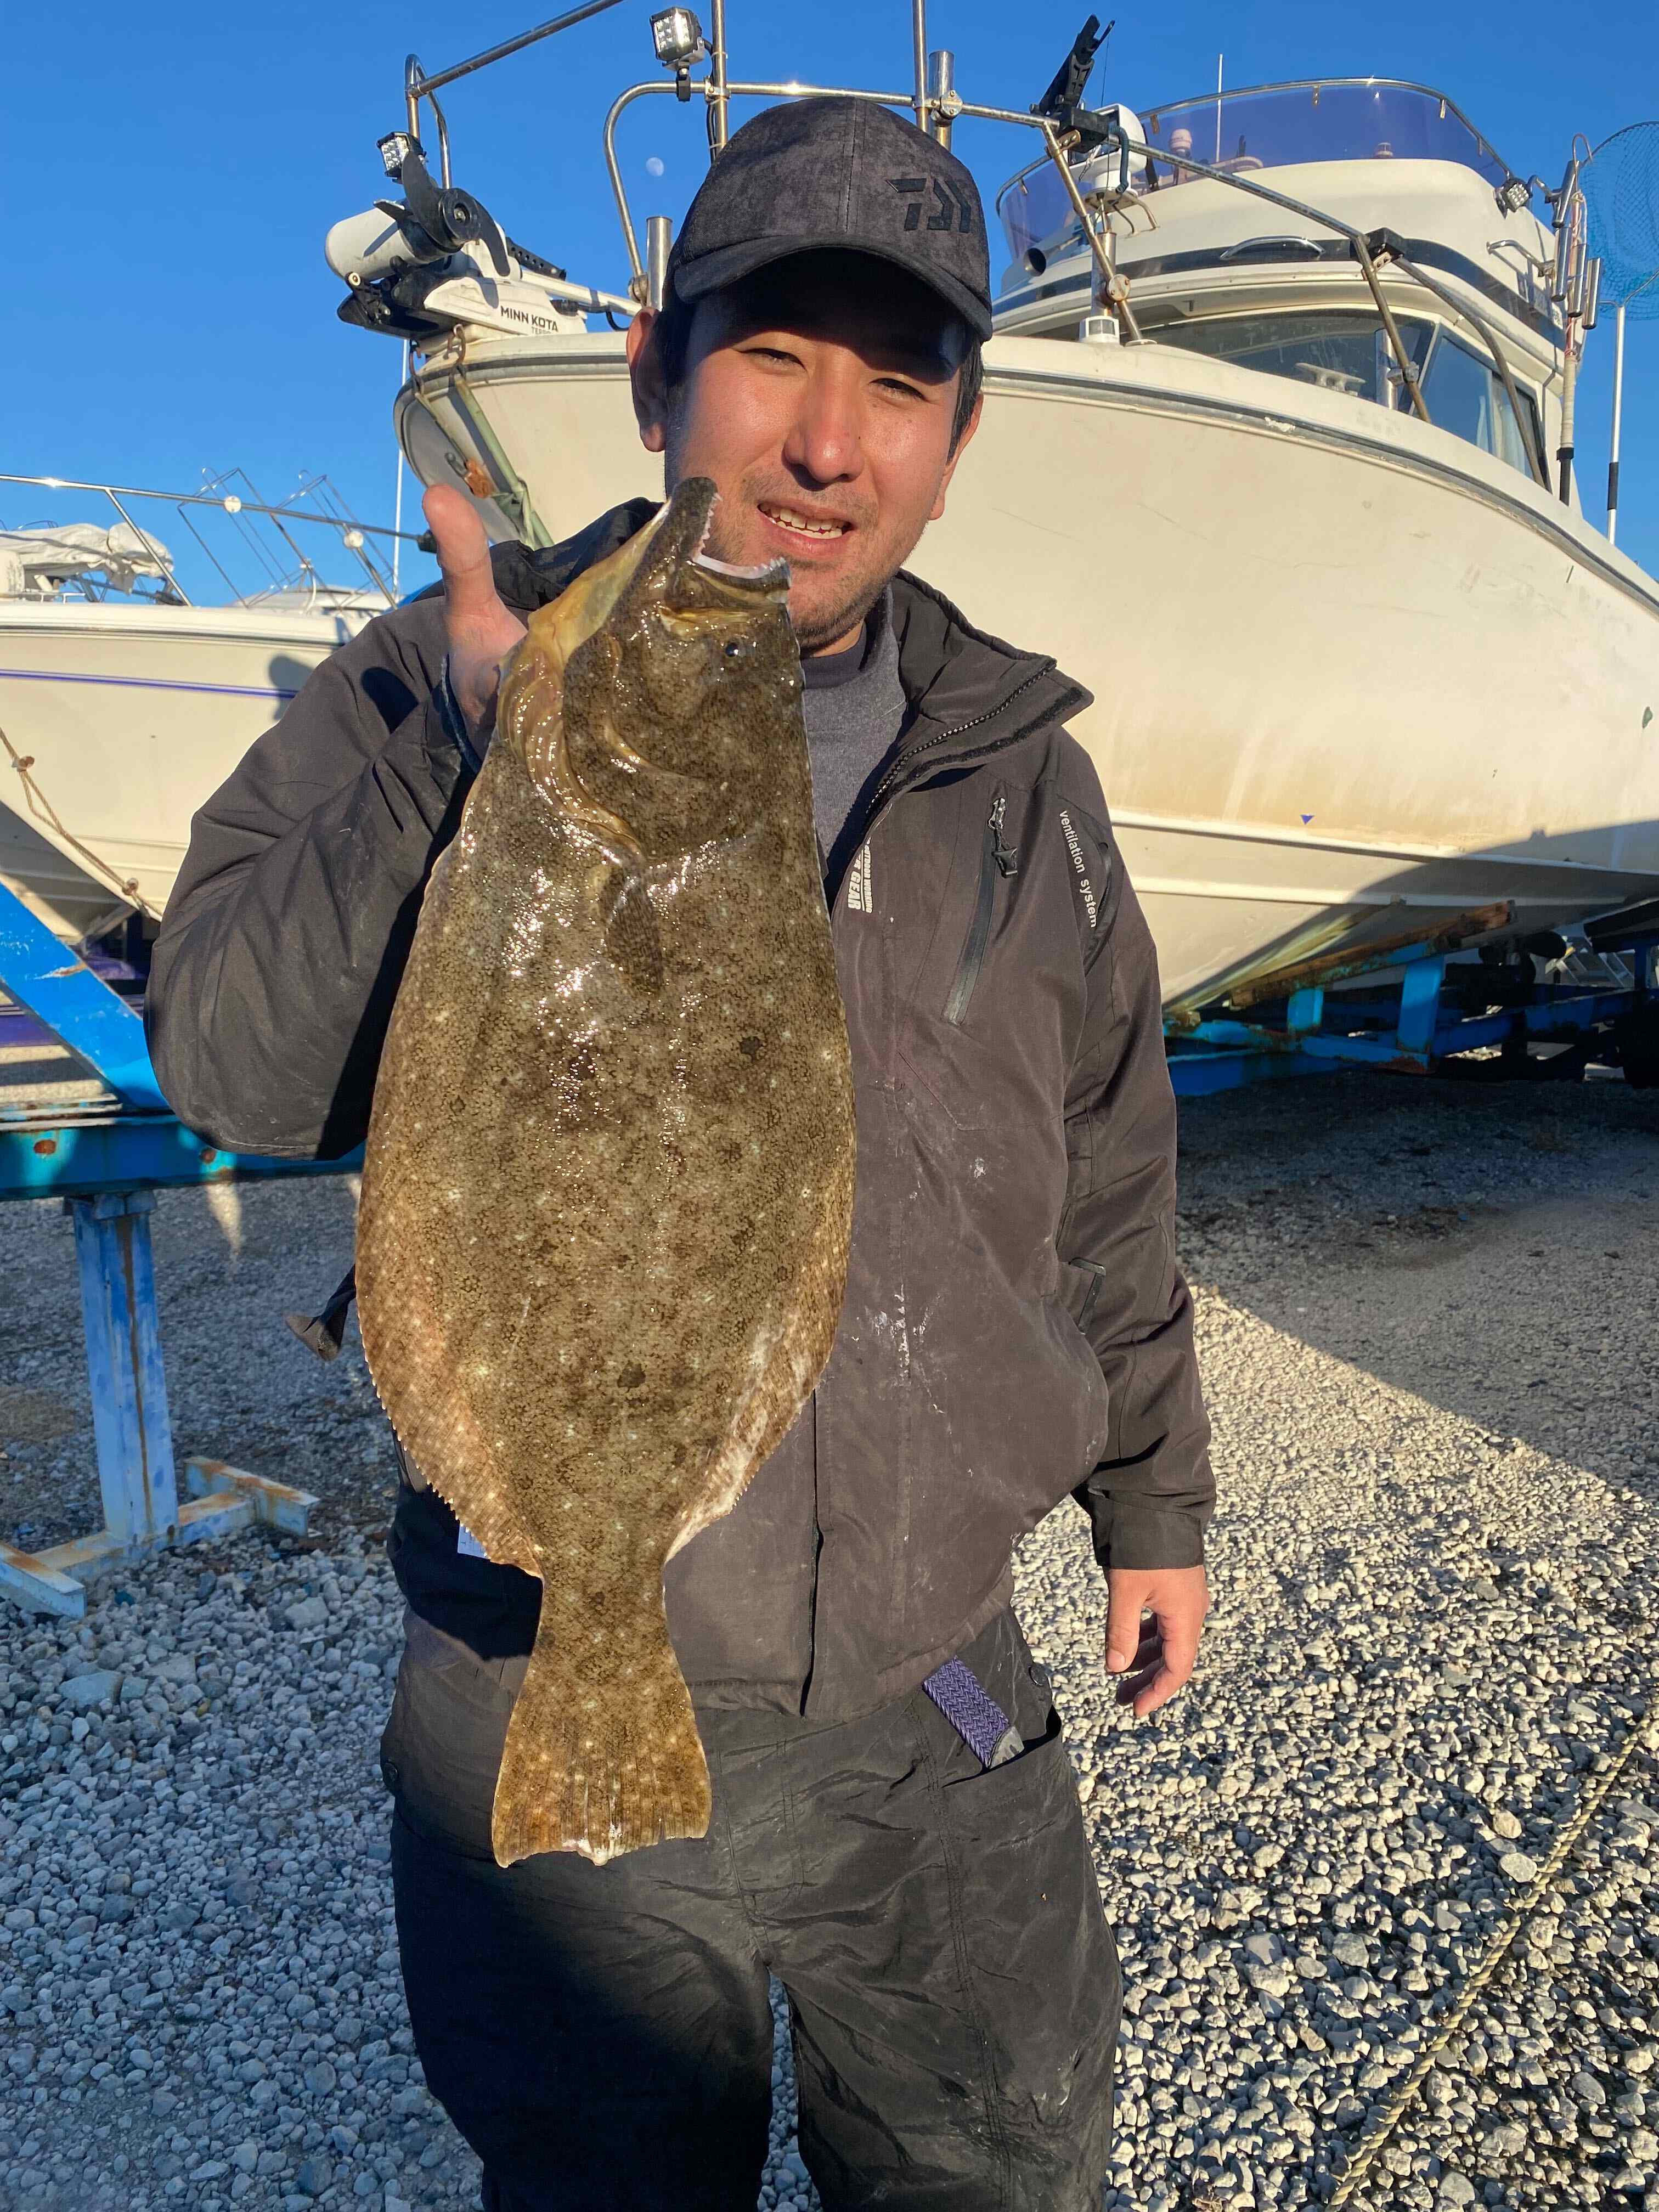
284;1263;357;1362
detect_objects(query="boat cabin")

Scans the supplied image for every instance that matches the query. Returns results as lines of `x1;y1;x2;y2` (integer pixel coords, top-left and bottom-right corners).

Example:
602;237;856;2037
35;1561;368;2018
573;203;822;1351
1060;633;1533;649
993;80;1563;490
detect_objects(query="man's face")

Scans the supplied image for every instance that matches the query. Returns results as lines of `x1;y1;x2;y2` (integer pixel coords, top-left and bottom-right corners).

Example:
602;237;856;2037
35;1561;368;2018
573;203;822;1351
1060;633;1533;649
627;251;981;653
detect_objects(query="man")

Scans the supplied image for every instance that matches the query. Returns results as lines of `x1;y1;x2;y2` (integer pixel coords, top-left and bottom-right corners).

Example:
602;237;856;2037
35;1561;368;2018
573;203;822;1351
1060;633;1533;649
149;97;1212;2212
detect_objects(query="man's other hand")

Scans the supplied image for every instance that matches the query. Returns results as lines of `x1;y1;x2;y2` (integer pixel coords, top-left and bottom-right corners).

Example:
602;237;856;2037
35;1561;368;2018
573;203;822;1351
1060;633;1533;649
1103;1564;1209;1718
424;484;527;741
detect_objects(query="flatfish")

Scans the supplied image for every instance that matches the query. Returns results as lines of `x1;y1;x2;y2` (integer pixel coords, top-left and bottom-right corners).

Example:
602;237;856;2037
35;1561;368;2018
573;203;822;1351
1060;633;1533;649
357;479;855;1866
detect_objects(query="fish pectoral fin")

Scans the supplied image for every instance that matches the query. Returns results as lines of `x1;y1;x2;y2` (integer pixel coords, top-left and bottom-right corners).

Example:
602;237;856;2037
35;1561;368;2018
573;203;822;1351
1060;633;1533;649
595;862;665;997
500;642;566;777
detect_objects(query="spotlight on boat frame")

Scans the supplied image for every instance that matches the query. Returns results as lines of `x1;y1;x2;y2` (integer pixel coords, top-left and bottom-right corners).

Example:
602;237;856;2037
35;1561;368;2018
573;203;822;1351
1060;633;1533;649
650;8;706;70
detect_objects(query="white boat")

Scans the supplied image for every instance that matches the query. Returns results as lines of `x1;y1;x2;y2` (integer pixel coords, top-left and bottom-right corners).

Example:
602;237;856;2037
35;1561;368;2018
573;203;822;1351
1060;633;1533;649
0;475;402;945
323;7;1659;1011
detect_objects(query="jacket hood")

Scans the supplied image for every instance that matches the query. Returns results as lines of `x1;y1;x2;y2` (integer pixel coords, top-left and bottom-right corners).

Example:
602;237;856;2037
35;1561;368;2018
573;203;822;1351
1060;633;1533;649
888;567;1091;767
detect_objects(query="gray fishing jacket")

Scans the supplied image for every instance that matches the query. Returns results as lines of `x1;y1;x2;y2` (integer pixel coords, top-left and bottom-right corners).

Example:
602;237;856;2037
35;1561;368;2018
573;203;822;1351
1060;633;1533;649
147;499;1214;1722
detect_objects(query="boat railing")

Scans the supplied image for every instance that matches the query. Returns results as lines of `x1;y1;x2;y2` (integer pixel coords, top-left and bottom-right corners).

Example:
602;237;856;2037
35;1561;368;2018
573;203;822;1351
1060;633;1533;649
593;58;1500;466
585;8;1572;499
0;470;420;611
403;0;629;187
1052;78;1517;199
387;1;1596;505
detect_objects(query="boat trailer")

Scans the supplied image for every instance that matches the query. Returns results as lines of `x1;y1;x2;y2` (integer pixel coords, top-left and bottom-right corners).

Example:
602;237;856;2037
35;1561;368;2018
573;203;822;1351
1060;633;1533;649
0;884;351;1618
1164;899;1659;1096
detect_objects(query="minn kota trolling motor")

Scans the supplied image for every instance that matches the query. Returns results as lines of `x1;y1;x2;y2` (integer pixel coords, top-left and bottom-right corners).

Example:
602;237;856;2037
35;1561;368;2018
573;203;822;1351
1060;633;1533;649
325;133;635;346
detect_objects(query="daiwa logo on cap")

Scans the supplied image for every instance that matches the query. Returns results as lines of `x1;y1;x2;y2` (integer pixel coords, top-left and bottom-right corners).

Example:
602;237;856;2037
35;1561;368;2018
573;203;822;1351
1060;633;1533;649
665;97;994;341
889;176;976;234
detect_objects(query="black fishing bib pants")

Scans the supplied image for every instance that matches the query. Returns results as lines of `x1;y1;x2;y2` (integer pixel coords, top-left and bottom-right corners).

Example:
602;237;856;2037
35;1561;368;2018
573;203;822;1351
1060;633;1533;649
379;1607;1121;2211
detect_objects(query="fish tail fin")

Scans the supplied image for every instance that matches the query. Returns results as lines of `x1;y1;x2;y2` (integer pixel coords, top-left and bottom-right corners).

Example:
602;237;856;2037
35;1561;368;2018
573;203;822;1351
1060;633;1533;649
490;1602;710;1868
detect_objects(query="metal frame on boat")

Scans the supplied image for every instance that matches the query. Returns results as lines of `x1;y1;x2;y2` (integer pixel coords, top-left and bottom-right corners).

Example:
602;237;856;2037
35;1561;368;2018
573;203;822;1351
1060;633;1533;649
0;468;408;611
392;4;1598;470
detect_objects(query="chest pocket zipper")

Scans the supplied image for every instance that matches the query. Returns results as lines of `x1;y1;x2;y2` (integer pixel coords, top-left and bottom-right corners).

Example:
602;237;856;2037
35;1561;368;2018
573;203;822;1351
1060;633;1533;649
943;789;1018;1028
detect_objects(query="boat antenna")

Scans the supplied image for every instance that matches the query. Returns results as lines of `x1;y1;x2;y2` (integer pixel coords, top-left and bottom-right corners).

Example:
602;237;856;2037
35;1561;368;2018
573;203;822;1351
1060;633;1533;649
1215;53;1223;166
709;0;729;153
1581;120;1659;546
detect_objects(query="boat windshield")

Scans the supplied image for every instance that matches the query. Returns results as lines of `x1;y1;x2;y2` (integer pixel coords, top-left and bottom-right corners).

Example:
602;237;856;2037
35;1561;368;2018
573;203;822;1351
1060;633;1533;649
1151;310;1432;409
1149;309;1540;475
998;81;1513;272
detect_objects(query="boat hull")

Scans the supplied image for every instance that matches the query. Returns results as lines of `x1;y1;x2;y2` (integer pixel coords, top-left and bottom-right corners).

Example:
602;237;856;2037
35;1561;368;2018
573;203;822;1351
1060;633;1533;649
399;329;1659;1004
0;602;368;941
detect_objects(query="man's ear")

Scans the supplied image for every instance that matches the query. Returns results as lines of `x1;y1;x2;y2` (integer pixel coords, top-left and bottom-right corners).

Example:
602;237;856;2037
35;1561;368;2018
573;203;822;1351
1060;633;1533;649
929;393;984;523
627;309;670;456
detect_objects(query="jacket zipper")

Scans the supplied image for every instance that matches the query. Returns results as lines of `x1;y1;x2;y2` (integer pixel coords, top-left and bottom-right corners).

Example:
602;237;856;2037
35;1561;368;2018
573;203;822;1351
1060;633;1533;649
864;669;1050;823
943;789;1019;1027
828;664;1073;910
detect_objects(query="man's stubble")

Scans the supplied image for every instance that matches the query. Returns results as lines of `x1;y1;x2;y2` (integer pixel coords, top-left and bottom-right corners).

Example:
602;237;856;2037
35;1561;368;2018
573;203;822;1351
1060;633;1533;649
664;444;901;656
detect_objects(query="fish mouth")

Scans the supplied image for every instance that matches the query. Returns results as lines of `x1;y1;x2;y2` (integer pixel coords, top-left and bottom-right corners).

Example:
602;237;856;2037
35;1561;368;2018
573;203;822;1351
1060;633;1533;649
641;477;789;608
691;545;791;597
686;493;789;603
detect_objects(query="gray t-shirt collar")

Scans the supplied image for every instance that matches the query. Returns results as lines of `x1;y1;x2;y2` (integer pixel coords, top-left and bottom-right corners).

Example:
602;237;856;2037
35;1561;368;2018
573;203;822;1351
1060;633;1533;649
798;588;909;883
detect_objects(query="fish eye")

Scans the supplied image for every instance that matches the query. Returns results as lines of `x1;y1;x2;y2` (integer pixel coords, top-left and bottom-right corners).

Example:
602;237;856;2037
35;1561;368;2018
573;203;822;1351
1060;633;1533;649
721;637;751;661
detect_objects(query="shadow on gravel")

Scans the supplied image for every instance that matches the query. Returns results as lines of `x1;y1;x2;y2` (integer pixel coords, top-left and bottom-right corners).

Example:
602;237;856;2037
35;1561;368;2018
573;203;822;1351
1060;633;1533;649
1174;1069;1659;1500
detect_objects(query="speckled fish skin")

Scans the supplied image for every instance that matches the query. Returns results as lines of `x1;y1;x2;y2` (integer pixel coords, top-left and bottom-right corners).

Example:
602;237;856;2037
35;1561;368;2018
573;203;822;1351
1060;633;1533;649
356;479;855;1869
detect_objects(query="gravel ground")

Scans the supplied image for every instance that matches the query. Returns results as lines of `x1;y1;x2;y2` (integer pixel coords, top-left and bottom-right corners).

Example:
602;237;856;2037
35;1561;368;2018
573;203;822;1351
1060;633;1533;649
2;1063;1657;2209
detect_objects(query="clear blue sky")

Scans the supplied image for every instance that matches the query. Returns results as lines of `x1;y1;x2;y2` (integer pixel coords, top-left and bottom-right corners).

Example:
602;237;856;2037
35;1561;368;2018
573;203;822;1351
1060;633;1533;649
6;0;1656;601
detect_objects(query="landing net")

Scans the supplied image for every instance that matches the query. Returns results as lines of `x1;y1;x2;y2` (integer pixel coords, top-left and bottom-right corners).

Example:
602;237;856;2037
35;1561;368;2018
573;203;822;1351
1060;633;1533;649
1583;120;1659;317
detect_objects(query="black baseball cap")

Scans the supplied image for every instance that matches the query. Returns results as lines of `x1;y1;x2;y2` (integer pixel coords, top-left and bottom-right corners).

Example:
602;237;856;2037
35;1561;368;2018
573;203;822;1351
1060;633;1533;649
666;96;993;340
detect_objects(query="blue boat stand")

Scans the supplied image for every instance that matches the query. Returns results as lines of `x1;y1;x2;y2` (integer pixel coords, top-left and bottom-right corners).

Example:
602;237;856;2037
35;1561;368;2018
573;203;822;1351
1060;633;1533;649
1;885;347;1618
1163;900;1659;1097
